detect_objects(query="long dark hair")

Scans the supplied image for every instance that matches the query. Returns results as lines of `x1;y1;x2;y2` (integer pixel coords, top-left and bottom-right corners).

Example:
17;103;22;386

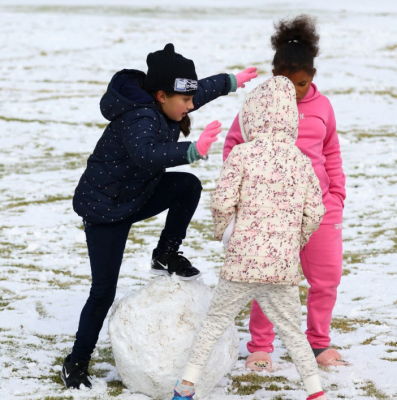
271;14;320;75
149;91;191;137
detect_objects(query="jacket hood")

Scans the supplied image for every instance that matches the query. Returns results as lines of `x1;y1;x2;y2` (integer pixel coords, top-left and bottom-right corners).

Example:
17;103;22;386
239;76;299;144
100;69;157;121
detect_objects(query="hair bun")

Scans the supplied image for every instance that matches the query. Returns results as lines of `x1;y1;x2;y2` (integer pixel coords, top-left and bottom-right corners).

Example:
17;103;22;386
271;14;320;58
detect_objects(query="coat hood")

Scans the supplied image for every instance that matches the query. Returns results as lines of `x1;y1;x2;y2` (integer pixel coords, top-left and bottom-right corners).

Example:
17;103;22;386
100;69;157;121
239;76;299;144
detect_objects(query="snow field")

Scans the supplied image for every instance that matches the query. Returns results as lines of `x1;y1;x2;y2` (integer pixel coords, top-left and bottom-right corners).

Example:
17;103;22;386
0;1;396;399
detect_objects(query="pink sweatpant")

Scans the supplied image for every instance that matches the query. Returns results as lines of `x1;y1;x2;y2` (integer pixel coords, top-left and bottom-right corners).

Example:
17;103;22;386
248;223;343;352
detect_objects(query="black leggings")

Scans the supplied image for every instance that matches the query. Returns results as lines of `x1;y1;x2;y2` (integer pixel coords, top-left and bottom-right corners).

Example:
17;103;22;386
71;172;202;361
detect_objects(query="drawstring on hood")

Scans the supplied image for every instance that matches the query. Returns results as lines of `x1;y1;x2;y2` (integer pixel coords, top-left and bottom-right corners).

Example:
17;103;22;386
239;76;299;144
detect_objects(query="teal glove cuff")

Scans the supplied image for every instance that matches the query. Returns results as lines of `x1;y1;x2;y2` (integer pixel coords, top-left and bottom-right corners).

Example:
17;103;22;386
229;74;238;92
187;142;206;163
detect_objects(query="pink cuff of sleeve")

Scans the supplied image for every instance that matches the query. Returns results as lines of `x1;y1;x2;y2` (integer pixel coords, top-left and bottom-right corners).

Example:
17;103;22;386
307;391;325;400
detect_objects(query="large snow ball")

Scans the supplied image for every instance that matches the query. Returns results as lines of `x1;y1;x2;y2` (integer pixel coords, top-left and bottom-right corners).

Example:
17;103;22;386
109;275;240;399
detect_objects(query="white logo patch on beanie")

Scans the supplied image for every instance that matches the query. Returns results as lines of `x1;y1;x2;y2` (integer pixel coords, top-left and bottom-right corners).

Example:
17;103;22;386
174;78;198;92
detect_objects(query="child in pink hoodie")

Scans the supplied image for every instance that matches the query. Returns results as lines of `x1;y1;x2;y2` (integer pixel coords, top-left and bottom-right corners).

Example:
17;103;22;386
223;15;347;369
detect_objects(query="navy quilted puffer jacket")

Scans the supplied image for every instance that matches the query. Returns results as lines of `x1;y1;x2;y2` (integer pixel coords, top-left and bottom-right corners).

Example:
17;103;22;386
73;69;232;223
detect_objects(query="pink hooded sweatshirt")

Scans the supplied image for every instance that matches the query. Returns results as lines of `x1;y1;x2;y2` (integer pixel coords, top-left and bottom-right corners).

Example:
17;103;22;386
224;83;345;225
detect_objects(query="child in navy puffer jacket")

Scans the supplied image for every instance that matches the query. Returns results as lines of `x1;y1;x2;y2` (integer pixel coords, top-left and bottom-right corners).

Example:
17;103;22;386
61;43;257;390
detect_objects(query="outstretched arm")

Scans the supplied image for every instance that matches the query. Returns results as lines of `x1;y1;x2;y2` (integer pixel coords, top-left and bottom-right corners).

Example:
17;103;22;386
192;68;258;112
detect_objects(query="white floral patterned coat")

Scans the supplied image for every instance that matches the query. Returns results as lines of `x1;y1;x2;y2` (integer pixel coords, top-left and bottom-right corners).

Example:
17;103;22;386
211;76;326;285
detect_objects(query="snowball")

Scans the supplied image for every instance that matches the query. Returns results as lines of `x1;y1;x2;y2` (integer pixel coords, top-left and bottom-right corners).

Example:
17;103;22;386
109;275;239;399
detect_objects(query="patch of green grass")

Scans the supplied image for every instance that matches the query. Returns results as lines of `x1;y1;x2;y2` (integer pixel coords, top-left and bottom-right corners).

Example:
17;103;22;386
26;343;41;350
0;242;28;258
361;336;377;345
352;297;364;301
343;252;367;264
107;380;127;396
9;264;90;282
235;301;252;327
228;64;246;70
230;373;292;395
37;373;59;383
47;279;76;290
189;220;214;242
0;115;107;130
280;354;293;363
386;341;397;347
7;195;73;209
331;317;358;332
92;367;110;378
48;356;68;387
361;381;389;398
126;228;147;248
0;296;11;309
381;44;397;51
342;268;351;276
35;334;57;343
31;94;97;103
299;285;308;306
331;317;382;333
95;346;115;366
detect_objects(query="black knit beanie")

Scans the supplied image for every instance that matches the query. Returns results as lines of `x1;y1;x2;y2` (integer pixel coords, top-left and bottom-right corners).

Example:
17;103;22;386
145;43;198;95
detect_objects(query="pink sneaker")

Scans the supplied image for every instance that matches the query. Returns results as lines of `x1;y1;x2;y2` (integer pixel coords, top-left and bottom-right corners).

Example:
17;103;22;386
245;351;272;372
307;392;328;400
316;348;350;367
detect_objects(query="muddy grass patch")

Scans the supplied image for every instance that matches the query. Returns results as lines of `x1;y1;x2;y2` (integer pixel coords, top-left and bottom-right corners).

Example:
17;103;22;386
107;380;127;397
343;252;368;265
189;220;214;242
235;301;252;328
299;285;308;306
331;317;382;333
359;380;390;398
361;336;378;345
230;373;293;395
0;242;28;258
6;195;73;209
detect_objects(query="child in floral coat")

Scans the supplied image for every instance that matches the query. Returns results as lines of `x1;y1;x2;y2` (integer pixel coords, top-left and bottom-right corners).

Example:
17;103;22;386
171;76;327;400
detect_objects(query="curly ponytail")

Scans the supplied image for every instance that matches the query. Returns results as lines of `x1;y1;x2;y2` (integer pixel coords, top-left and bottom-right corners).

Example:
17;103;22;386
271;14;320;75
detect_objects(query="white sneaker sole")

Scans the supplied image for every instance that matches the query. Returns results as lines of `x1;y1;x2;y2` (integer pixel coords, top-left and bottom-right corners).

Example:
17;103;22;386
150;269;201;281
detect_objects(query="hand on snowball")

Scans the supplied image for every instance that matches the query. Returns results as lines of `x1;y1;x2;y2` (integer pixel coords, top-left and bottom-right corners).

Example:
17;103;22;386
196;120;222;156
235;67;258;88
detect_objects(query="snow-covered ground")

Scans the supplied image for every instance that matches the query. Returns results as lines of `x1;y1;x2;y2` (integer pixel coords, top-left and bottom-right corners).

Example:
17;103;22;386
0;0;396;399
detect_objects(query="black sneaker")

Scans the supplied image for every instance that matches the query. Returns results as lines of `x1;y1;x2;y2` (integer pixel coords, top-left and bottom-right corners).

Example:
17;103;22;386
61;354;92;389
151;249;201;280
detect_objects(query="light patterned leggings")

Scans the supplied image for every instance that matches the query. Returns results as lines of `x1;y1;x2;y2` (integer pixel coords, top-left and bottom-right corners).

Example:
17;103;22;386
183;278;319;383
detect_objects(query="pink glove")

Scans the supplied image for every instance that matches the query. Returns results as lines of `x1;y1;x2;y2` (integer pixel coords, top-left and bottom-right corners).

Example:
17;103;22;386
235;67;258;88
196;120;222;156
